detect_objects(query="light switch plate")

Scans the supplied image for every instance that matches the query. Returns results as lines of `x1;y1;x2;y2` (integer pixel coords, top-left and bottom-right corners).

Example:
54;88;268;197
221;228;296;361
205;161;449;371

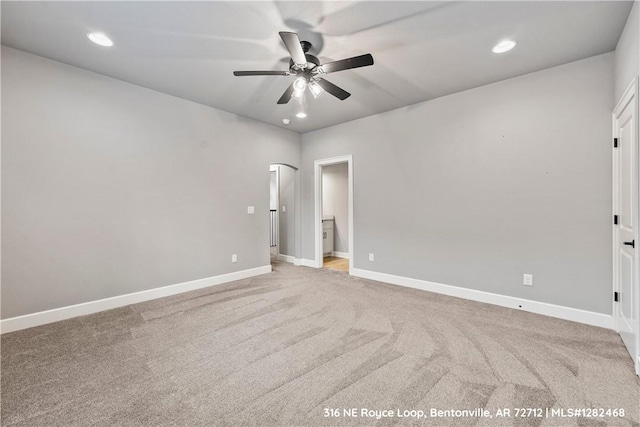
247;206;254;214
232;254;237;263
282;206;286;213
369;253;375;262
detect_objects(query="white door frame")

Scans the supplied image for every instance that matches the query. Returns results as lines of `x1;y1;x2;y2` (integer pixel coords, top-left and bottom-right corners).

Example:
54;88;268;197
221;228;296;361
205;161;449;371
271;163;299;263
612;77;640;376
314;155;353;273
269;164;280;251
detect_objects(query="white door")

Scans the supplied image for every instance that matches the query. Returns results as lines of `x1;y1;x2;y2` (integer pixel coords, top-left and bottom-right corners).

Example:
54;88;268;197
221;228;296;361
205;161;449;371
613;78;639;375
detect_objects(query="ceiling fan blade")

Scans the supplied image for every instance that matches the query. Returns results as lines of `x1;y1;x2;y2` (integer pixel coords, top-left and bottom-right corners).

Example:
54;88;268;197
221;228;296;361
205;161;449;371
316;78;351;100
277;81;296;104
279;31;307;66
233;71;290;76
320;54;374;74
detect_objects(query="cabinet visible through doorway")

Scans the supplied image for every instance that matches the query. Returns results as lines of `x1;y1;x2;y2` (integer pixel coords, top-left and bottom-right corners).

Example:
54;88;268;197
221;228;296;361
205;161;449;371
322;216;334;256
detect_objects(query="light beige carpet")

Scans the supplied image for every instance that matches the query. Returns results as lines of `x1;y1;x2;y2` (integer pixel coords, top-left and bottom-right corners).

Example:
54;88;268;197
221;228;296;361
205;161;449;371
2;261;639;426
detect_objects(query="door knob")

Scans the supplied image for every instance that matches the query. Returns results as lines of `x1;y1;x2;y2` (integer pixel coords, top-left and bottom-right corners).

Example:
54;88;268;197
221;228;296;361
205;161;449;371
624;240;635;248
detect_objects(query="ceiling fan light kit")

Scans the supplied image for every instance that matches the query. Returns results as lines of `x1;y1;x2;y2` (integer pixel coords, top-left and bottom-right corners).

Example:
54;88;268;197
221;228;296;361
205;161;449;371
291;88;304;101
233;31;374;106
308;80;324;98
292;77;307;95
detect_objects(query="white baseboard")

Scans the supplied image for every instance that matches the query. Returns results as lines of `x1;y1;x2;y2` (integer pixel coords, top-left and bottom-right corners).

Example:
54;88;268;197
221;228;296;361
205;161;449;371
0;265;272;334
331;251;349;259
350;268;613;330
277;254;295;263
278;255;316;268
292;258;316;268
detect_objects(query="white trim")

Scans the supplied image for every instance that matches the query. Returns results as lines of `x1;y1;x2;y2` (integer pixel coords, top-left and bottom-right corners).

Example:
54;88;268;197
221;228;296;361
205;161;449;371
293;258;316;268
331;251;349;259
280;255;315;267
613;77;639;114
278;254;295;263
314;155;354;274
270;164;280;249
1;265;272;334
351;268;613;330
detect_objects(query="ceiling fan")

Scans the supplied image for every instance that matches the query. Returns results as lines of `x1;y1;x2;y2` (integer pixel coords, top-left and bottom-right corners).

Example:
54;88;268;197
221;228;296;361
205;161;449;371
233;32;374;104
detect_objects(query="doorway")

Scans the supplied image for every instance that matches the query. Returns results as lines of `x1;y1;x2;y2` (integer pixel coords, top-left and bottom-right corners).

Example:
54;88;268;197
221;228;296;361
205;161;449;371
612;77;639;376
269;164;297;265
269;165;279;262
314;155;353;274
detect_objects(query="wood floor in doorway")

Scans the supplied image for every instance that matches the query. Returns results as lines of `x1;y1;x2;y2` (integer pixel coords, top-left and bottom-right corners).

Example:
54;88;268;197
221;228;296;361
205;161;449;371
323;256;348;272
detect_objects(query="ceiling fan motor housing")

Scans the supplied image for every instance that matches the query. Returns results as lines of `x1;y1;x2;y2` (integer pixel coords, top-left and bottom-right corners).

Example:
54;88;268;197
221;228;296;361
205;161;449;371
300;40;312;53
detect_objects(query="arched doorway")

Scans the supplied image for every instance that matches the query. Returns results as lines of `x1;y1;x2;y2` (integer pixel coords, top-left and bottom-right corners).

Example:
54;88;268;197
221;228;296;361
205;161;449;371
269;163;298;265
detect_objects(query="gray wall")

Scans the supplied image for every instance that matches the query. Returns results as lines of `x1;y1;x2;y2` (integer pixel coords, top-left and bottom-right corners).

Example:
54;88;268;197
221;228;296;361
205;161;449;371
614;1;639;102
322;163;349;254
302;53;614;314
278;165;296;257
1;47;301;318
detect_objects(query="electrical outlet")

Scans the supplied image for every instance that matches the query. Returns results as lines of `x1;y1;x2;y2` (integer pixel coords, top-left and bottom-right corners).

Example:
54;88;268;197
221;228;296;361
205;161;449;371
247;206;254;215
369;253;375;262
232;254;237;263
523;274;533;286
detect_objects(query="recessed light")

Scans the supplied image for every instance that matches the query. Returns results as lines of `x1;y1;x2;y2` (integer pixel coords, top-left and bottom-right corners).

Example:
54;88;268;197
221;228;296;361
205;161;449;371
282;119;290;125
87;32;114;47
296;112;307;119
492;40;516;54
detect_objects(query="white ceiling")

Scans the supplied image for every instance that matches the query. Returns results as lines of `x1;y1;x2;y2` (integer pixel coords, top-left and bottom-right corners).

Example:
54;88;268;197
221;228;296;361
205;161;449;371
1;1;634;133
